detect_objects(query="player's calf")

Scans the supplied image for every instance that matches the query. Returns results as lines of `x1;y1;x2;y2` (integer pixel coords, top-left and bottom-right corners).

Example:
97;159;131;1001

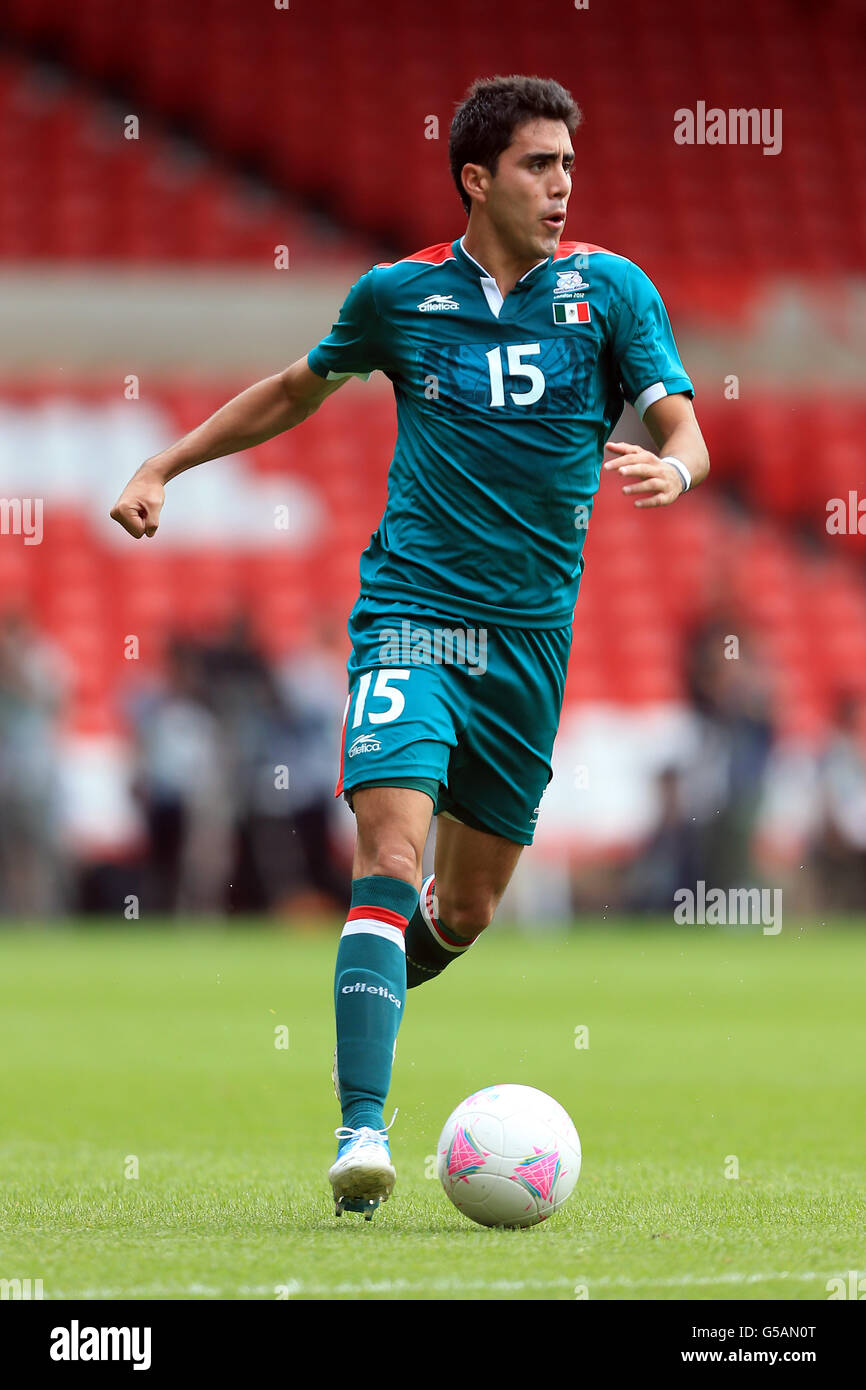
405;874;491;988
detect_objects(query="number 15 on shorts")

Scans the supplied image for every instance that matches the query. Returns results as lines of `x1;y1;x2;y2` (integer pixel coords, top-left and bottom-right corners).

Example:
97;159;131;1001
352;669;410;727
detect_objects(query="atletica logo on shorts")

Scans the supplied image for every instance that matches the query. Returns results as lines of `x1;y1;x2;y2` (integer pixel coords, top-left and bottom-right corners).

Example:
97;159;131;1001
348;733;381;757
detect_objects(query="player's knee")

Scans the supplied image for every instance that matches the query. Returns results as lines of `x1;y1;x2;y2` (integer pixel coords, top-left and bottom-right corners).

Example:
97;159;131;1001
436;889;498;938
356;840;422;886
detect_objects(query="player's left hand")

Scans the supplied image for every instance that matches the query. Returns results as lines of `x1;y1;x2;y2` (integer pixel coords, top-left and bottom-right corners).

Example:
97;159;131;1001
603;442;685;508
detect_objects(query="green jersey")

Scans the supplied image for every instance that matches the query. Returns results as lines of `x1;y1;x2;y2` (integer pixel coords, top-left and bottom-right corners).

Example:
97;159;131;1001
308;237;693;629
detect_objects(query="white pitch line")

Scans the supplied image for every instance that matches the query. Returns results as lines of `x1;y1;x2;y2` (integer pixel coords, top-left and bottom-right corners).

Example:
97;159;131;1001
586;1270;830;1291
45;1270;834;1299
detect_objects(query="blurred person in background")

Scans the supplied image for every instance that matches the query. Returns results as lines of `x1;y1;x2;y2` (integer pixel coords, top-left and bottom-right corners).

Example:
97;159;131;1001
217;613;350;915
812;692;866;911
272;616;352;915
679;613;775;892
193;611;307;913
130;614;350;916
621;615;775;911
130;637;234;914
0;609;69;917
624;765;697;913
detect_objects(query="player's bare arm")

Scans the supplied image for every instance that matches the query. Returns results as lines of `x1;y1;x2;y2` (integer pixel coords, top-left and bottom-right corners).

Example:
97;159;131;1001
603;393;710;508
109;356;347;538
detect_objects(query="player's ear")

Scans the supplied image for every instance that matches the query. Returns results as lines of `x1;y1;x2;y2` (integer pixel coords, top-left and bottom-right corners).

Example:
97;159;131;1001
461;163;490;206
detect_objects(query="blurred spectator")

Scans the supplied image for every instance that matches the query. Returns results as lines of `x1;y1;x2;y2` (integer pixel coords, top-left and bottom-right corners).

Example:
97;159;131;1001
127;613;350;916
130;639;234;914
680;614;775;890
225;614;349;914
812;693;866;910
272;616;351;913
624;766;697;912
0;610;69;916
617;615;776;915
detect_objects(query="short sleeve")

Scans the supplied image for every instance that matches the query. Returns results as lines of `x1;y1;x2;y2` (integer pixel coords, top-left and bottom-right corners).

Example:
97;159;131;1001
307;270;389;381
611;261;694;419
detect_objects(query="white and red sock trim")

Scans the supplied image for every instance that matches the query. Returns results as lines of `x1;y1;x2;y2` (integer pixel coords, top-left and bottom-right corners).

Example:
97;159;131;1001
341;904;407;953
419;874;473;954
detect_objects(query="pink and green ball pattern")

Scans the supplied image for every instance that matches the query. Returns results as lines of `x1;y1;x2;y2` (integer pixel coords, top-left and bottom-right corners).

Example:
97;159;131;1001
437;1084;581;1229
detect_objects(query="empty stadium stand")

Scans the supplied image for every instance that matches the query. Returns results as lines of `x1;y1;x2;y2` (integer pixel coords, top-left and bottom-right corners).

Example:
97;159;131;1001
2;0;864;270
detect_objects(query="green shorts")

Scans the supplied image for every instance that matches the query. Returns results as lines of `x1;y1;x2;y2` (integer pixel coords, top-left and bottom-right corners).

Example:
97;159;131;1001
335;596;572;845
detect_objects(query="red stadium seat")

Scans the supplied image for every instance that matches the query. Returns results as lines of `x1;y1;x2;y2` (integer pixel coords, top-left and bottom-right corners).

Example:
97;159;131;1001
0;2;862;270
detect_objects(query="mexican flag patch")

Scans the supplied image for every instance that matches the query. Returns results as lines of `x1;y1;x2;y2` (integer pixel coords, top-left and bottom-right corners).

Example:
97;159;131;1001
553;301;591;324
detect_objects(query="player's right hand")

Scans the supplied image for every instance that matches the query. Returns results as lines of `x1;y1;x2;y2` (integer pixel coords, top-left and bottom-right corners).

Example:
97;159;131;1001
110;466;166;538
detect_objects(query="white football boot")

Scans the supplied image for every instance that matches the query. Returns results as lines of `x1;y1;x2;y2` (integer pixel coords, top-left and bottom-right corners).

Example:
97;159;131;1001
329;1049;398;1218
328;1121;397;1219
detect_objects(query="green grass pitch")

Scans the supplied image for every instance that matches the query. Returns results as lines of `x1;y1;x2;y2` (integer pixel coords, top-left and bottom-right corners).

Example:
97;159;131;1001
1;920;863;1301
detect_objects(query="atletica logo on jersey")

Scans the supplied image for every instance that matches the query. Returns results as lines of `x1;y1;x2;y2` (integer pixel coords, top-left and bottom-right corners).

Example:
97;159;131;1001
348;733;381;757
417;294;460;312
553;301;591;324
554;270;589;294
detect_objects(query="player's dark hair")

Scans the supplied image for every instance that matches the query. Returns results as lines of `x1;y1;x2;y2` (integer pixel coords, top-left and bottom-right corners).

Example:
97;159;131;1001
449;75;582;215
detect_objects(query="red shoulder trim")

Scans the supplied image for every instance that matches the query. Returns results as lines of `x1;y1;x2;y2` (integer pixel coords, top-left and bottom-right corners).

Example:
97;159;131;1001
376;242;456;268
555;241;614;259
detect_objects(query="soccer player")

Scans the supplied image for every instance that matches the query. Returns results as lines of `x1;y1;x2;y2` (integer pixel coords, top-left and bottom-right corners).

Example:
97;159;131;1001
111;76;709;1219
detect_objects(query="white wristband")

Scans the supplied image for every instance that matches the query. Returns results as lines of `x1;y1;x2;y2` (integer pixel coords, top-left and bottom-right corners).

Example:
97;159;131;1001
660;455;691;494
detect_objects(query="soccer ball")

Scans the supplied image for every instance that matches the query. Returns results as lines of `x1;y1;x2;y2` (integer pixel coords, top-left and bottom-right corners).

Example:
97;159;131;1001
437;1083;581;1228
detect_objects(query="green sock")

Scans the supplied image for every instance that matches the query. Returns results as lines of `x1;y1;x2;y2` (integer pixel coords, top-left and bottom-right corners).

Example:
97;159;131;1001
405;875;476;988
334;873;418;1137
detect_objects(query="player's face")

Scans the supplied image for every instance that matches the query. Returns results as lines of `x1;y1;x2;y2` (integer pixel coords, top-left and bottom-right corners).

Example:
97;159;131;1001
487;118;574;262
